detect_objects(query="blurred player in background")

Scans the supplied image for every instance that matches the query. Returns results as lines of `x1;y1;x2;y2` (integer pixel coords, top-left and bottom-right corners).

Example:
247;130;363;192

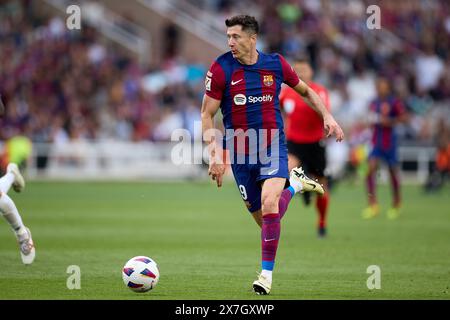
280;58;331;237
363;76;407;220
0;163;35;264
424;119;450;192
201;15;344;295
0;135;33;172
0;97;35;265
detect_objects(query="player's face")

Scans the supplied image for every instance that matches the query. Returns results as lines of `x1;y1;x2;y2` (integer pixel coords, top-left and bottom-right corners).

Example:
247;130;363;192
227;25;256;61
294;62;313;83
376;78;390;97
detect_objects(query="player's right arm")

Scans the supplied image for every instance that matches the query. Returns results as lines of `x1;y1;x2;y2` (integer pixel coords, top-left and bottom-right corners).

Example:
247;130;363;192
201;94;225;187
279;54;344;142
201;61;226;187
293;79;344;142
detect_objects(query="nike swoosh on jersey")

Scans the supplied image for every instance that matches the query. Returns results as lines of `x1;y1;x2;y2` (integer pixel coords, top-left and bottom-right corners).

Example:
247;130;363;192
231;79;243;85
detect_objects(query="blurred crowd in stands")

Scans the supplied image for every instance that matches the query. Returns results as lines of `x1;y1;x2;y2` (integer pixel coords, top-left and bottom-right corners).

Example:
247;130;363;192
0;0;204;147
1;0;449;151
196;0;450;142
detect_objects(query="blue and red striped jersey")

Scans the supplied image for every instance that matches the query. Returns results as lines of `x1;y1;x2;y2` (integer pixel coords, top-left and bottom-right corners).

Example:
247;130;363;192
204;51;299;152
369;96;405;150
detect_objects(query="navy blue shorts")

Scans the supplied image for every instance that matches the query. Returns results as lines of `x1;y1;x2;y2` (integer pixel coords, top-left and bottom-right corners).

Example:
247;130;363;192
369;146;398;166
230;153;289;213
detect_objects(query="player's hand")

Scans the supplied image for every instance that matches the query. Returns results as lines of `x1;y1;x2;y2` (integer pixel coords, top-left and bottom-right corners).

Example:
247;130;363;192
208;162;226;188
379;115;393;127
324;114;344;142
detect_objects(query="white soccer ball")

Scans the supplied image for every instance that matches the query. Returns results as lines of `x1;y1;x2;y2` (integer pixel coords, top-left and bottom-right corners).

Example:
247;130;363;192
122;256;160;292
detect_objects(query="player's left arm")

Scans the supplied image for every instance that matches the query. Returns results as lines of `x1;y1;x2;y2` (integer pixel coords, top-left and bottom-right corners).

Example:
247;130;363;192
278;54;343;141
292;80;344;142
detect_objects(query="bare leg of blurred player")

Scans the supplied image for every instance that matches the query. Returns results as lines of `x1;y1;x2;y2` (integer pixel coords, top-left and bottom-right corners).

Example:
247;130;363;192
314;176;329;237
287;154;301;173
363;158;380;219
386;165;401;219
0;163;35;264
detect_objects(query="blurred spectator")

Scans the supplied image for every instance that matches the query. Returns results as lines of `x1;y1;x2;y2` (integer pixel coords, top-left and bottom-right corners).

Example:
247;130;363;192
415;42;445;93
424;119;450;192
0;1;203;146
163;23;180;60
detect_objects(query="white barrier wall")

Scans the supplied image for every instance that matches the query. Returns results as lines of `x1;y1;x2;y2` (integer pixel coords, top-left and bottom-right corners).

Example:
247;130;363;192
29;141;205;180
27;141;435;183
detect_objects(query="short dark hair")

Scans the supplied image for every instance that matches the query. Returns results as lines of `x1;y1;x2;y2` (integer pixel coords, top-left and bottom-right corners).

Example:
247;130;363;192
225;15;259;34
293;56;311;65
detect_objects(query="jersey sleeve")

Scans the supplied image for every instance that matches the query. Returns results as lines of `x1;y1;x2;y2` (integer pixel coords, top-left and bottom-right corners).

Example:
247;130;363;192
204;61;226;101
278;54;300;88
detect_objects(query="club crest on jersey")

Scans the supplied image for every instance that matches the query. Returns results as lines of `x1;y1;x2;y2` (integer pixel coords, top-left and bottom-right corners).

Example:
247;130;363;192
234;94;247;105
263;75;274;87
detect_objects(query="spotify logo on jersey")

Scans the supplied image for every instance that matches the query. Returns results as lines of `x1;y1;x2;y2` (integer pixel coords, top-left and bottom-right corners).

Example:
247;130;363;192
233;94;273;106
234;94;247;105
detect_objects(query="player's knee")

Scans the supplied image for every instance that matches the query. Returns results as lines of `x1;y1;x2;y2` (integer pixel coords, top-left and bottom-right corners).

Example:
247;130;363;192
261;193;280;213
366;164;376;175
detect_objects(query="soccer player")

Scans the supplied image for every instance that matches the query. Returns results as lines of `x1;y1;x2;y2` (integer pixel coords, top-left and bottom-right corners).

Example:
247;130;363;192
0;163;35;264
201;15;344;295
280;58;331;237
362;76;407;220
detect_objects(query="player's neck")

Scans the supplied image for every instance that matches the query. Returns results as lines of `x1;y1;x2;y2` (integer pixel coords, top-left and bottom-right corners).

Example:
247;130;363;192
238;50;259;65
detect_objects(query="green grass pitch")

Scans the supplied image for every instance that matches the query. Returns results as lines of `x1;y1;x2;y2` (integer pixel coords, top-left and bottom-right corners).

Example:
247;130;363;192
0;180;449;299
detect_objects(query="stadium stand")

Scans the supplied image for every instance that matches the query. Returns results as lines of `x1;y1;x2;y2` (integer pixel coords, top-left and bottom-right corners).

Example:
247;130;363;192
0;0;449;181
